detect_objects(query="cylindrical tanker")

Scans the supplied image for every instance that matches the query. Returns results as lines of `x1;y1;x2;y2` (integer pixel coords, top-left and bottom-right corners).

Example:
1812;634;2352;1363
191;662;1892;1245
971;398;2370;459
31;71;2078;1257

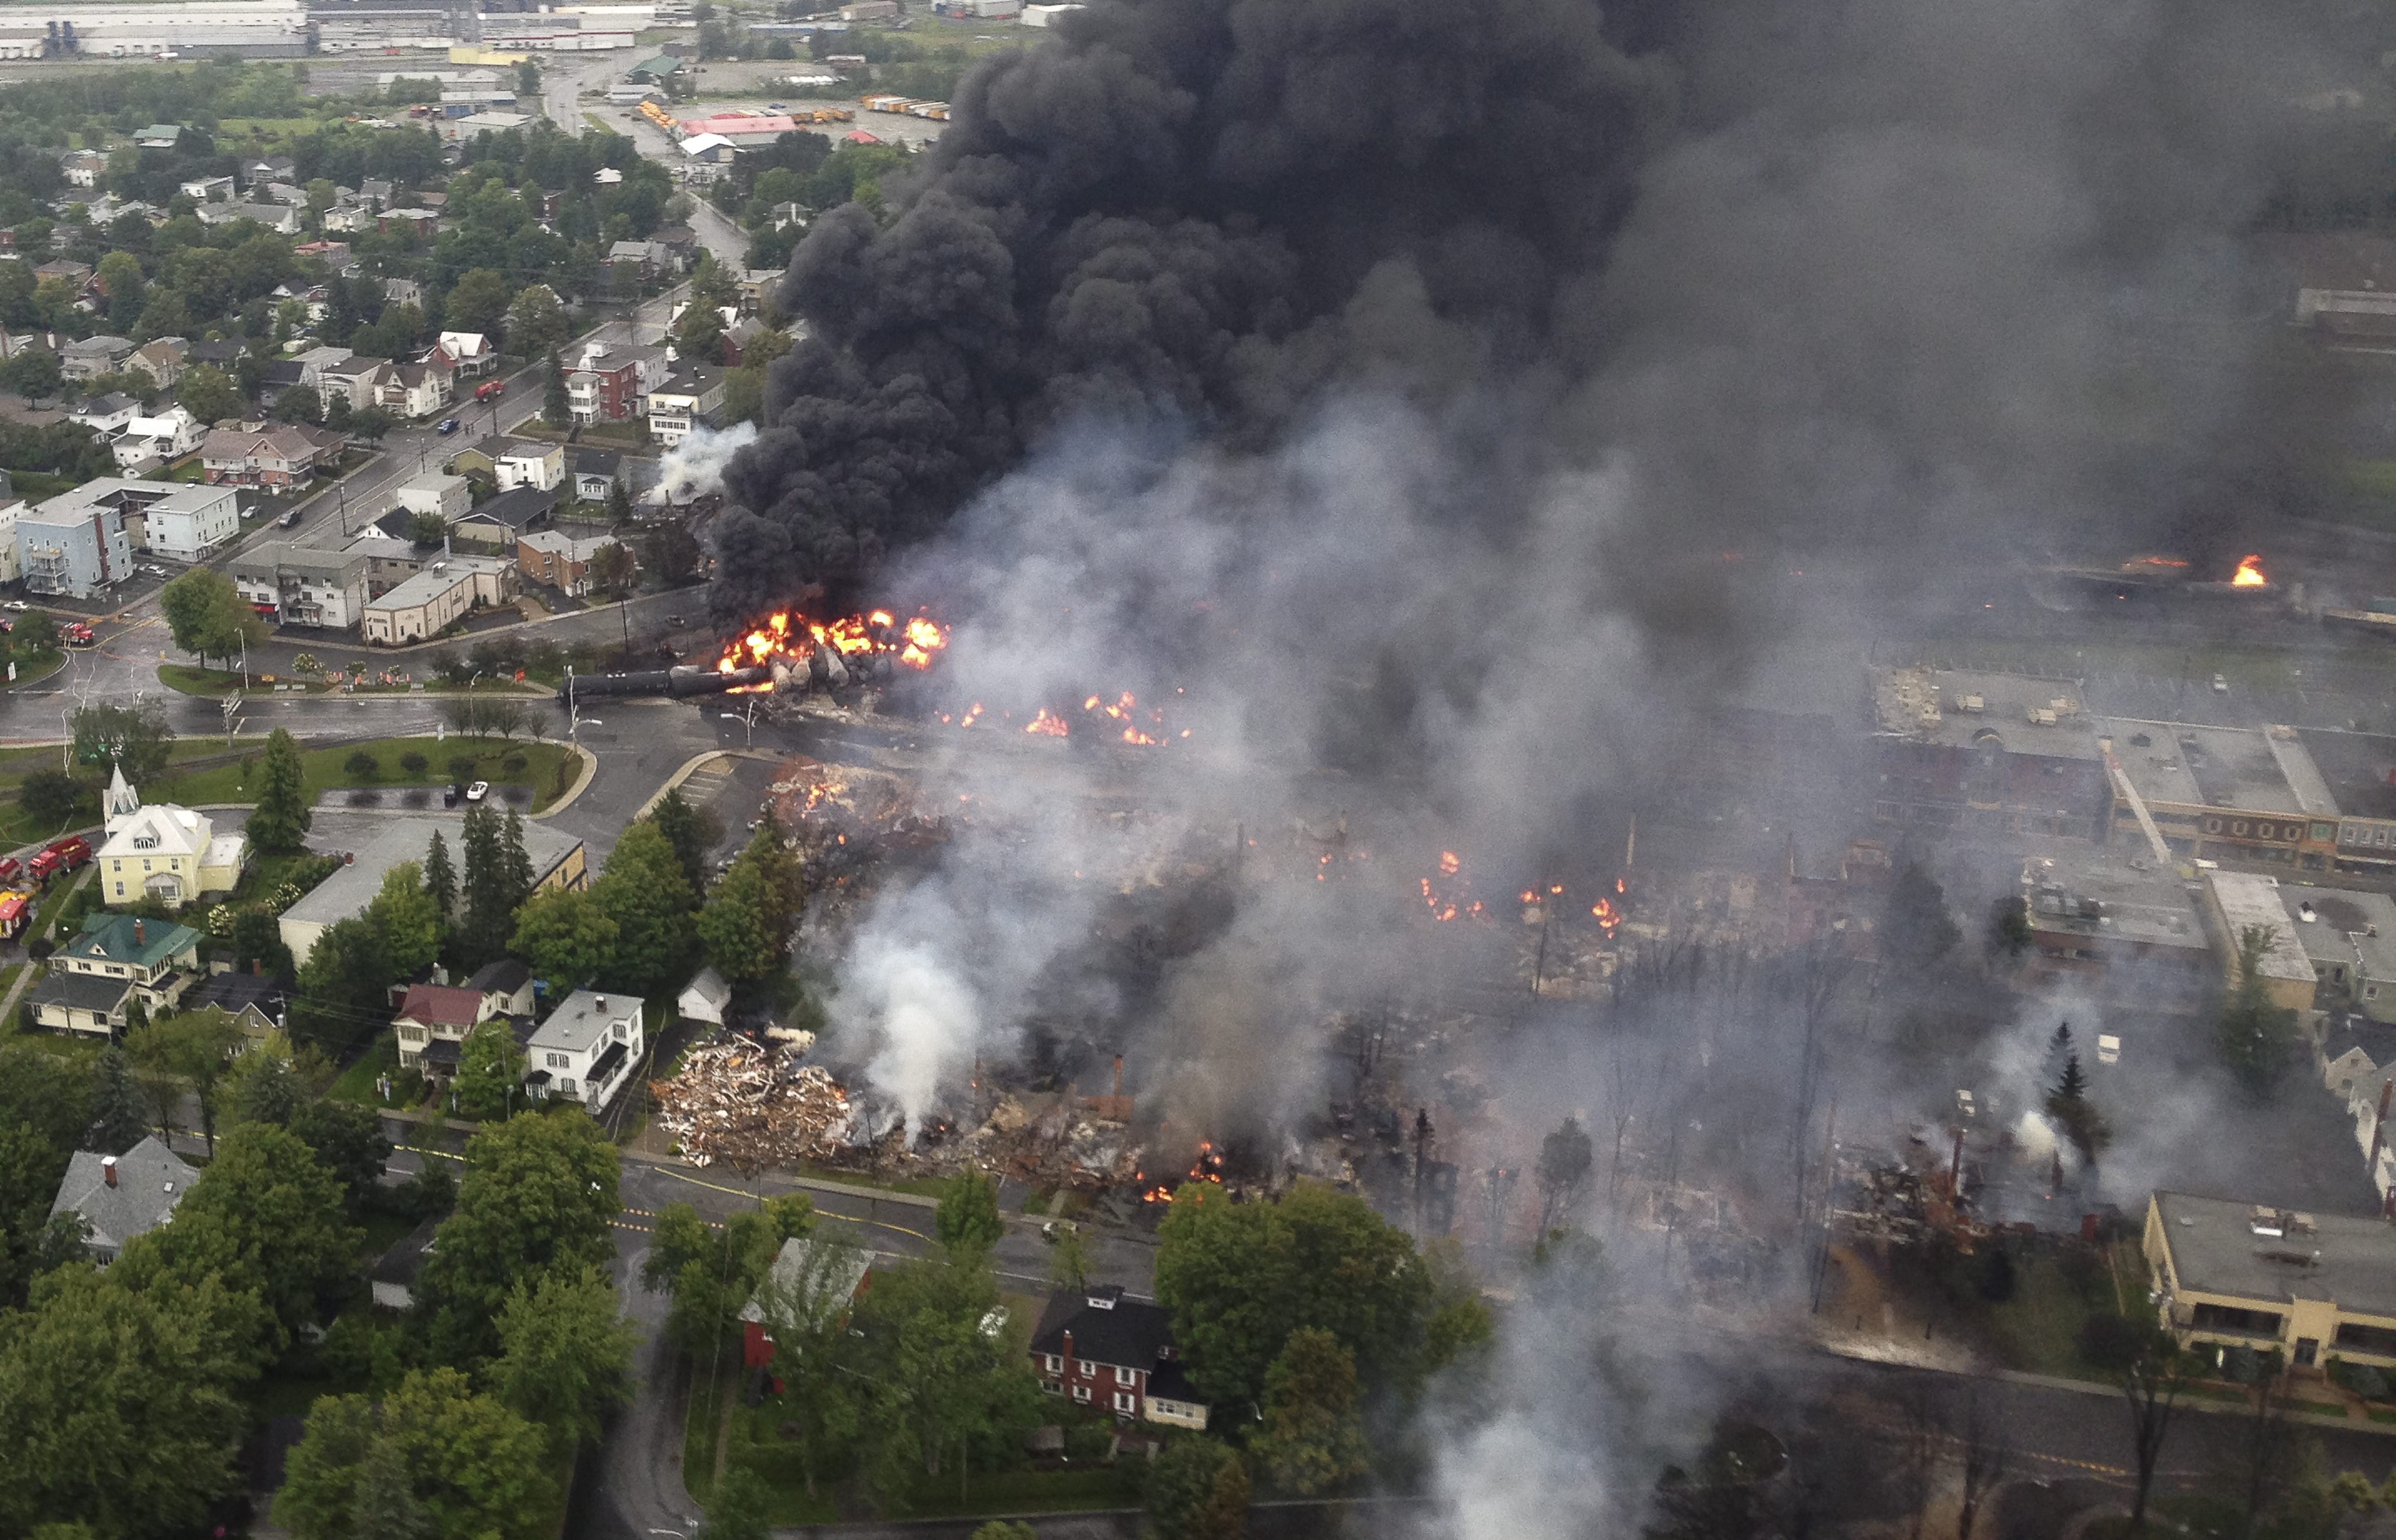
556;665;771;700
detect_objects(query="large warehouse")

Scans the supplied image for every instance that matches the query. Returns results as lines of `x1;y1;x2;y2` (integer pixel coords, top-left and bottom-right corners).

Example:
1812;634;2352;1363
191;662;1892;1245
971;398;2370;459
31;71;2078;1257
0;2;311;57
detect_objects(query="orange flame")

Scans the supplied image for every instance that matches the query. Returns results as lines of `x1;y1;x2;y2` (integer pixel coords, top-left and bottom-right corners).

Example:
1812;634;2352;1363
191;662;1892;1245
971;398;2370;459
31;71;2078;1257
715;607;949;673
1025;708;1069;737
2232;554;2267;587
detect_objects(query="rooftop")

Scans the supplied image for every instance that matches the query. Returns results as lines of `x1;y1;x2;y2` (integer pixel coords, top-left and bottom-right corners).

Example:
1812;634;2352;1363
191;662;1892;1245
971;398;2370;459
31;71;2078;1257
48;1135;194;1253
284;819;582;933
1869;667;2102;760
60;911;199;971
2279;883;2396;978
738;1234;872;1324
2019;850;2208;953
1028;1286;1183;1374
2154;1190;2396;1318
395;981;484;1029
457;485;556;532
528;988;643;1056
2099;719;2336;818
2299;729;2396;824
230;541;367;582
2205;870;2319;986
364;557;513;613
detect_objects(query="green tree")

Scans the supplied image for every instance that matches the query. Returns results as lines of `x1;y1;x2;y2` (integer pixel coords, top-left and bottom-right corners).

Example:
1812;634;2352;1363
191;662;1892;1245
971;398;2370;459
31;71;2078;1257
1249;1328;1368;1496
159;566;266;671
272;382;324;423
71;700;172;787
1881;860;1961;967
13;608;57;656
247;726;312;854
935;1170;1004;1258
423;828;456;917
19;769;87;832
0;346;62;400
1155;1182;1434;1415
589;539;638;597
607;474;632;522
289;1096;393;1214
291;916;394;1054
228;1029;307;1128
418;1112;621;1364
348;1435;429;1540
2046;1049;2112;1165
367;860;444;978
445;267;513;336
0;1265;256;1540
504;283;567;358
407;509;447;545
488;1263;637;1451
515;55;542;97
1534;1115;1593;1234
543;350;569;427
126;1006;248;1156
696;850;777;984
510;887;618;992
851;1255;1043;1507
458;805;528;968
277;1369;553;1540
1046;1221;1090;1294
750;1230;866;1500
648;790;717;893
96;250;144;332
588;819;696;997
122;1119;360;1355
1145;1437;1250;1540
350;404;396;442
2221;924;2295;1098
452;1019;526;1122
700;1468;770;1540
85;1045;149;1155
176;362;245;426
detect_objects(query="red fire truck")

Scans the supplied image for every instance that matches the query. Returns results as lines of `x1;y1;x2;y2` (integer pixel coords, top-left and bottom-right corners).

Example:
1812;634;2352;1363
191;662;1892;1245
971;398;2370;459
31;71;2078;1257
475;379;506;402
29;836;91;883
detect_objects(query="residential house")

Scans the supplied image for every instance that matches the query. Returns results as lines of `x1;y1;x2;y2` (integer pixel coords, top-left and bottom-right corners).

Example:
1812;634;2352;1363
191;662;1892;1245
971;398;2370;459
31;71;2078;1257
607;238;669;279
123;481;235;561
178;173;235;203
450;485;555;547
60;333;133;380
376;357;453;420
345;532;431;595
564;345;663;423
202;423;340;488
648;365;724;447
260;182;311;208
651;226;700;268
60;149;105;188
322;198;375;235
463;957;536;1019
28;912;203;1037
370;1217;439;1310
739;268;783;313
0;497;25;583
70;392;139;434
294;238;353;268
1030;1285;1209;1428
722;316;767;366
437;330;495;377
569;446;621;502
134;125;182;150
98;802;246;911
2012;851;2212;1008
197;203;301;235
523;988;646;1114
230;542;370;629
679;965;731;1026
518;530;625;597
291;344;353;388
740;1235;873;1393
2144;1191;2396;1370
360;554;519;643
492;439;563;493
384;277;425;309
33;259;92;291
47;1137;195;1264
184;970;290;1045
123;336;187;391
357;178;395;212
110;407;207;473
392;981;489;1080
318;354;393;409
239;154;297;190
377;208;440;239
447;435;508;479
18;483;133;597
396;471;470;523
280;818;586;965
2278;884;2396;1024
2203;870;2321;1014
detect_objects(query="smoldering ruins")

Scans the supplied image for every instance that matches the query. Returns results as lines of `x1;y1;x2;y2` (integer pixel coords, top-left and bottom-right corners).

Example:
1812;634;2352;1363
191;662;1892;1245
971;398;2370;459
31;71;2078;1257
656;0;2396;1525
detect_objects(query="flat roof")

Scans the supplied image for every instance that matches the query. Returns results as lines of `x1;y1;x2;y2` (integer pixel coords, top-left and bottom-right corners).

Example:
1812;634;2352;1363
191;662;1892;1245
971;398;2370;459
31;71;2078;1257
2098;718;2336;818
284;816;581;931
2155;1190;2396;1318
2020;851;2208;953
2300;729;2396;823
2280;883;2396;976
2205;870;2319;984
1869;667;2102;760
363;556;510;614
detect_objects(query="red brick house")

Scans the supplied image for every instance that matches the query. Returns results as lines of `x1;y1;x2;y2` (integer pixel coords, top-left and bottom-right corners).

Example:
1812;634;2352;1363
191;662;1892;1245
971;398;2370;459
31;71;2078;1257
1029;1286;1209;1429
739;1236;873;1394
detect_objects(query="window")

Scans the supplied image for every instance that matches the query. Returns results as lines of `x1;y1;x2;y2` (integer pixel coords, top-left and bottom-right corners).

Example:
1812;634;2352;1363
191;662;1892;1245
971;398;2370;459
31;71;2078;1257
2339;1321;2396;1358
558;1078;577;1095
2206;818;2222;834
1113;1391;1135;1414
2232;822;2248;836
547;1052;568;1069
1116;1365;1135;1386
615;1022;627;1041
1072;1384;1091;1403
113;883;123;897
1044;1354;1061;1373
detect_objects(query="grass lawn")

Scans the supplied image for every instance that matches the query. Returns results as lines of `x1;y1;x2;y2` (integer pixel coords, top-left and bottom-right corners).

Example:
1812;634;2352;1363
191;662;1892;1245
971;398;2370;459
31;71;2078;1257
3;653;65;691
891;1465;1136;1521
30;867;91;945
158;664;329;697
0;741;226;802
327;1033;411;1108
1985;1247;2125;1380
10;1021;97;1063
152;734;579;813
11;471;77;502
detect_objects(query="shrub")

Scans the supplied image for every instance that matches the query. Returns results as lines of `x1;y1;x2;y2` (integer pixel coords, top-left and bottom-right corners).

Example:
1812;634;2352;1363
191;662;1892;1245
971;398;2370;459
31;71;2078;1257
502;754;527;774
400;751;429;774
345;750;379;780
448;756;477;782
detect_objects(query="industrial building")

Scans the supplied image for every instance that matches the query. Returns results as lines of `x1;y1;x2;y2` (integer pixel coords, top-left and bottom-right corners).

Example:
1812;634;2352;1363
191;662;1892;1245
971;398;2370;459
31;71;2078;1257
279;816;586;964
2202;869;2321;1013
313;0;460;51
475;12;635;48
2145;1191;2396;1370
1868;667;2116;842
0;2;312;57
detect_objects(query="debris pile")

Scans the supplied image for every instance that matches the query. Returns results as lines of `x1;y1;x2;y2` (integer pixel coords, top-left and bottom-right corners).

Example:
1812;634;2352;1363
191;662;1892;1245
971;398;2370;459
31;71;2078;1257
653;1038;856;1169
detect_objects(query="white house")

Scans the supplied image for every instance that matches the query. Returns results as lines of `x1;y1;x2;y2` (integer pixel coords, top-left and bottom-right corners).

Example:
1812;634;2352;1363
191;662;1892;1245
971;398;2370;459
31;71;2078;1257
109;407;206;473
679;965;731;1025
396;471;470;523
524;988;645;1114
0;497;24;585
493;440;564;493
132;483;239;561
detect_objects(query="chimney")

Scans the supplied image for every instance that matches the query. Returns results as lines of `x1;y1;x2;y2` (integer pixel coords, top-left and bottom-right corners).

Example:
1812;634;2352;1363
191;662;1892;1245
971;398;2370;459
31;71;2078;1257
133;919;144;946
1062;1328;1073;1376
102;1155;116;1188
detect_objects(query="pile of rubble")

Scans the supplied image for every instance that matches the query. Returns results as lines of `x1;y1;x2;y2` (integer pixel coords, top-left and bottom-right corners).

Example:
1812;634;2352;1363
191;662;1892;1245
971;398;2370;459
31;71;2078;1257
652;1038;856;1169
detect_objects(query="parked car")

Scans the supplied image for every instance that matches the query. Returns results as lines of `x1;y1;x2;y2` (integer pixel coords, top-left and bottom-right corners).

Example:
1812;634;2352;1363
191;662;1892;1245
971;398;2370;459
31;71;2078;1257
436;417;462;435
277;509;301;529
465;781;490;802
443;784;462;807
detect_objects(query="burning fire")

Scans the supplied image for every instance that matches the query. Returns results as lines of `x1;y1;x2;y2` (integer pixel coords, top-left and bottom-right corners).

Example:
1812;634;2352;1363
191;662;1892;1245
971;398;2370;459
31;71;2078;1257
716;608;950;676
2232;554;2268;587
1025;708;1069;737
1421;850;1486;922
998;690;1187;745
1141;1142;1227;1203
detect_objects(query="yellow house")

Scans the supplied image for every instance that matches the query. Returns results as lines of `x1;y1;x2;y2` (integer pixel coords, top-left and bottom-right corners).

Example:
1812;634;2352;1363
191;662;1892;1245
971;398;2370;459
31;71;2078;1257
98;798;247;911
2143;1191;2396;1371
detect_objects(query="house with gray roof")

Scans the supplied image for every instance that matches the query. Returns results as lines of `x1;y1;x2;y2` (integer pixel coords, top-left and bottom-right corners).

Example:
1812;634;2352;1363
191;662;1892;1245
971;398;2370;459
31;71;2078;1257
49;1135;195;1263
525;988;645;1114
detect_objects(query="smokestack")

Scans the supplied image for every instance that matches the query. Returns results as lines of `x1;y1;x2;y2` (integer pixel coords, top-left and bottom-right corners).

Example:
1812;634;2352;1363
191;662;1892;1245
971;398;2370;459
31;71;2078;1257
102;1155;116;1188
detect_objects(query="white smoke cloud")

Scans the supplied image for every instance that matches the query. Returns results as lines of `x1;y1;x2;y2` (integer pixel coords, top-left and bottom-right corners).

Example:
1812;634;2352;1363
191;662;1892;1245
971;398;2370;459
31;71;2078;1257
660;421;759;503
828;888;986;1136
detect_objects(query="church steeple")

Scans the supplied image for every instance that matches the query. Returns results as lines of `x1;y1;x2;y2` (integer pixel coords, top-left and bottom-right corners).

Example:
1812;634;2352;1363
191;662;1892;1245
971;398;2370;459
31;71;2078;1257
103;761;140;835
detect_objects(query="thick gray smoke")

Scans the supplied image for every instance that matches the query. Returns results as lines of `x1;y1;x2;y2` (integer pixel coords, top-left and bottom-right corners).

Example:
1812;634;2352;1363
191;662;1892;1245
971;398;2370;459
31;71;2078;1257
765;0;2355;1528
